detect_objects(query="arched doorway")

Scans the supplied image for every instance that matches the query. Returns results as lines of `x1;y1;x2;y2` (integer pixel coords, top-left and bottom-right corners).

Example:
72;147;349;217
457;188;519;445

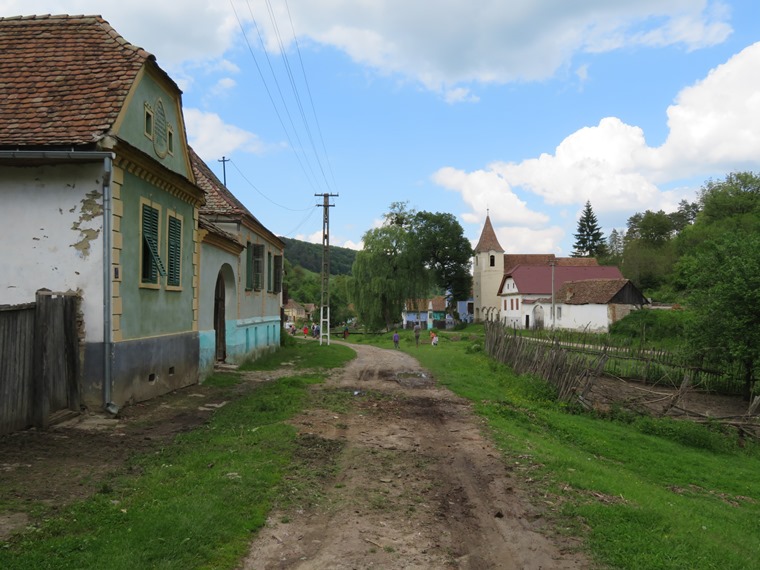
214;272;226;362
532;304;545;330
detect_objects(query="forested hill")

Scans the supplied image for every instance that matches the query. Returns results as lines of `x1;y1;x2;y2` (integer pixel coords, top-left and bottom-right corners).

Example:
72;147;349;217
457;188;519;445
280;236;357;275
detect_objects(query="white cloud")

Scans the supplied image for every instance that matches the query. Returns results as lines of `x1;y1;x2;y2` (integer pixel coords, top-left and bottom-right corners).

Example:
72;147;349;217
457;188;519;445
183;108;266;160
436;39;760;252
432;167;549;227
444;87;479;104
256;0;732;91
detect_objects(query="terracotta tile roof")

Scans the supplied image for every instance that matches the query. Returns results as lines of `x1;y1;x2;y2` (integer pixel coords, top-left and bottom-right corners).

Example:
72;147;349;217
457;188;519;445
190;147;284;250
430;295;447;311
505;265;623;296
474;215;504;253
190;147;253;218
503;254;598;273
555;278;631;305
0;14;158;147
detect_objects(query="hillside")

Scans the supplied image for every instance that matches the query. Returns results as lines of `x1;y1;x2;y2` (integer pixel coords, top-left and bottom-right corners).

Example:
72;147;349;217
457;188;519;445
280;236;356;275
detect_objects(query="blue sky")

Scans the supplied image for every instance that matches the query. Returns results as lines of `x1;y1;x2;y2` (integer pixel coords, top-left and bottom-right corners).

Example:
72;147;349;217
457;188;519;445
5;1;760;254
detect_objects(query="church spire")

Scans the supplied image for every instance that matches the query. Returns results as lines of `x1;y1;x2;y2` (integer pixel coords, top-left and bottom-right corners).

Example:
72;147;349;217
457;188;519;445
474;214;504;253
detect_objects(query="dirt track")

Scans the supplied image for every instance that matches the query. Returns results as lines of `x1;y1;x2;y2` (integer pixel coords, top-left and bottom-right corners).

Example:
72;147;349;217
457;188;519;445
0;342;592;568
242;343;590;569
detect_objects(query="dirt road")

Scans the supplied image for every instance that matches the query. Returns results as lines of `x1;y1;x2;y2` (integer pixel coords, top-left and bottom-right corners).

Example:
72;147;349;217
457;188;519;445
242;343;590;569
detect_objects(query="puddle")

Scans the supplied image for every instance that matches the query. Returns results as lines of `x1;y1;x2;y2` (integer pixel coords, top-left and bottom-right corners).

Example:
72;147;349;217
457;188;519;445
395;371;434;388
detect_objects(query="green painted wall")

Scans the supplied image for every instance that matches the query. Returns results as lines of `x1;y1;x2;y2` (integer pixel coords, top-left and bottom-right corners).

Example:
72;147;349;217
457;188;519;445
116;73;190;179
119;171;196;339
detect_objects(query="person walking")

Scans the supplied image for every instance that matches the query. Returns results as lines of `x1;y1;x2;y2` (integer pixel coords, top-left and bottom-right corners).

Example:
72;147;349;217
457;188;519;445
413;323;421;347
393;330;400;349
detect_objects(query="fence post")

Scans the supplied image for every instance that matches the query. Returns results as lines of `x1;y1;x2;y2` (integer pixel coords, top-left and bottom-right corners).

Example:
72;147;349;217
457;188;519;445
64;295;81;412
33;290;51;429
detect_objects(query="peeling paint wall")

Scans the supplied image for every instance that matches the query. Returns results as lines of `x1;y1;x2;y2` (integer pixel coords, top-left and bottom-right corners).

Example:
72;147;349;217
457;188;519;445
0;163;105;342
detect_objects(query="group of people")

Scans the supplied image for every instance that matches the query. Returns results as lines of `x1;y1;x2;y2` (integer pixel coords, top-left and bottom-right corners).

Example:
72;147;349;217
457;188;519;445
394;323;438;349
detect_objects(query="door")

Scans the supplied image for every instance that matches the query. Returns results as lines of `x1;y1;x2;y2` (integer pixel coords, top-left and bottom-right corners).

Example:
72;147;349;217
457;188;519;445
525;314;530;329
214;272;226;362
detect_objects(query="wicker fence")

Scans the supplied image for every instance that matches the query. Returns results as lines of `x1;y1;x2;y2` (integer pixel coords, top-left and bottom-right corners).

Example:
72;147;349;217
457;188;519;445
0;290;81;435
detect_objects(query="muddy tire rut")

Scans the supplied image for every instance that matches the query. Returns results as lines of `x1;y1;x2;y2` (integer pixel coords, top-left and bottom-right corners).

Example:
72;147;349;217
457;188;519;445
242;343;590;569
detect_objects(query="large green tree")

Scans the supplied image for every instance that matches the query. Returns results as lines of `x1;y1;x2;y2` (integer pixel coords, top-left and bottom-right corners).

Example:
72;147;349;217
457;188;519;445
680;230;760;400
674;171;760;400
571;201;606;257
350;203;472;330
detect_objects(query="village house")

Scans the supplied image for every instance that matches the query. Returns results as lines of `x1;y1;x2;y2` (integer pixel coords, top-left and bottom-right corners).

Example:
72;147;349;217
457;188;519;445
0;15;283;425
497;265;627;330
401;296;447;329
191;149;284;378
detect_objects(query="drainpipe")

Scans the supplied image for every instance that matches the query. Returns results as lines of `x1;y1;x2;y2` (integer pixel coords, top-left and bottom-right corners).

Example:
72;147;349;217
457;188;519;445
101;155;118;414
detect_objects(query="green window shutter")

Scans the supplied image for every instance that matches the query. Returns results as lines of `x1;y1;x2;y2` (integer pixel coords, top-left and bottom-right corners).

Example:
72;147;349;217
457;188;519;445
142;204;166;282
274;255;283;293
267;252;273;292
253;244;264;290
246;242;253;290
167;216;181;287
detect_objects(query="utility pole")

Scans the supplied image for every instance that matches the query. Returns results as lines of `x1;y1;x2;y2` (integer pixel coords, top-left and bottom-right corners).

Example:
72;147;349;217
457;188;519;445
218;156;230;186
316;193;338;345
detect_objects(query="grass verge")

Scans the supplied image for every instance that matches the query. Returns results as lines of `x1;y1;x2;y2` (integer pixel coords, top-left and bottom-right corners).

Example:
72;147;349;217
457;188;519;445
356;326;760;570
0;342;355;570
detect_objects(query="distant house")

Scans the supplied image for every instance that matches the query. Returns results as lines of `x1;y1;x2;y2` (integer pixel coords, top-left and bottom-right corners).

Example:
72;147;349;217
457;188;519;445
402;296;447;330
549;278;648;332
191;149;284;377
283;298;306;322
0;15;208;410
498;264;624;330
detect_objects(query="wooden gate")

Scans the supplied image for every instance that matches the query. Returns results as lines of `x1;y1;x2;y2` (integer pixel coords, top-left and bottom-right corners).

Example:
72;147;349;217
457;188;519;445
0;290;80;435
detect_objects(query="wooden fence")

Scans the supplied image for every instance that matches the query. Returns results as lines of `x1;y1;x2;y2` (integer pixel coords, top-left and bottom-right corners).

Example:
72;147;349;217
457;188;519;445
0;291;81;435
499;326;746;395
485;322;751;399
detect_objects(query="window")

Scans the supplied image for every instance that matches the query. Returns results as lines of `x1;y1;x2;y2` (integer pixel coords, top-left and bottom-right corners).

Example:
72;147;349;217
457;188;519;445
144;104;154;139
489;255;495;267
167;215;182;287
556;306;562;320
267;252;273;292
274;255;283;293
167;126;174;155
141;203;166;284
516;299;519;311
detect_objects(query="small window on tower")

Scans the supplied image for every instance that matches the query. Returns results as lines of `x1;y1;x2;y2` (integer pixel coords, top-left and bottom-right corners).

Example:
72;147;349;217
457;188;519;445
144;105;154;139
489;255;495;267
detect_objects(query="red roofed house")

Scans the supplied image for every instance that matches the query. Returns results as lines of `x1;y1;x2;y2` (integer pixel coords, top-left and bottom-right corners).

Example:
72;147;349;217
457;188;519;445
473;213;604;325
0;15;283;425
498;265;640;330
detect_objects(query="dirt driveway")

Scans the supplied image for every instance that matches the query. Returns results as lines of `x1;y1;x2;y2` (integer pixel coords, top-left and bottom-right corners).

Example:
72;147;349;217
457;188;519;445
0;342;592;568
242;343;590;569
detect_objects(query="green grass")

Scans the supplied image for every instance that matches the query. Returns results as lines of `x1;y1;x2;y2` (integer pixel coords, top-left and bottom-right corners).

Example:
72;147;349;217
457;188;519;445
399;335;760;570
239;338;355;371
0;344;356;570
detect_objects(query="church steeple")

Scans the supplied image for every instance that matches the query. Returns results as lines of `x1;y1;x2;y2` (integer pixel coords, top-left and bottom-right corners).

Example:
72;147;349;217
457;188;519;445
474;214;504;253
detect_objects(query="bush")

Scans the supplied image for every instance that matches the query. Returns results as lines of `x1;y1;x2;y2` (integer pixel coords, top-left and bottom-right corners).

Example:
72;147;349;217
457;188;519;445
609;308;688;345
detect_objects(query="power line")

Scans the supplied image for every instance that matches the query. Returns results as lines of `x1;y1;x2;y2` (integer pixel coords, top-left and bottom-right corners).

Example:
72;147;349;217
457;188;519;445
229;159;313;212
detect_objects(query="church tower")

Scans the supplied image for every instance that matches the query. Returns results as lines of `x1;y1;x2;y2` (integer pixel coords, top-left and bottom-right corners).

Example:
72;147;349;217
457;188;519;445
472;214;504;322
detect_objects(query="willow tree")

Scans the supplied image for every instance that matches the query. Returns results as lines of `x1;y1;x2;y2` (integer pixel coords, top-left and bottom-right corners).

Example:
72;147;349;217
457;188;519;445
351;221;428;330
351;203;472;330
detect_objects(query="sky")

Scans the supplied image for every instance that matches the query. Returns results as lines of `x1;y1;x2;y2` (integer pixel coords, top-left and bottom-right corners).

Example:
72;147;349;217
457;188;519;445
4;1;760;255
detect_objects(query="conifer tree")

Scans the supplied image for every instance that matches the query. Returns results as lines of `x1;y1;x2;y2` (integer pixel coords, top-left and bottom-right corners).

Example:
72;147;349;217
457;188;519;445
572;201;606;257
